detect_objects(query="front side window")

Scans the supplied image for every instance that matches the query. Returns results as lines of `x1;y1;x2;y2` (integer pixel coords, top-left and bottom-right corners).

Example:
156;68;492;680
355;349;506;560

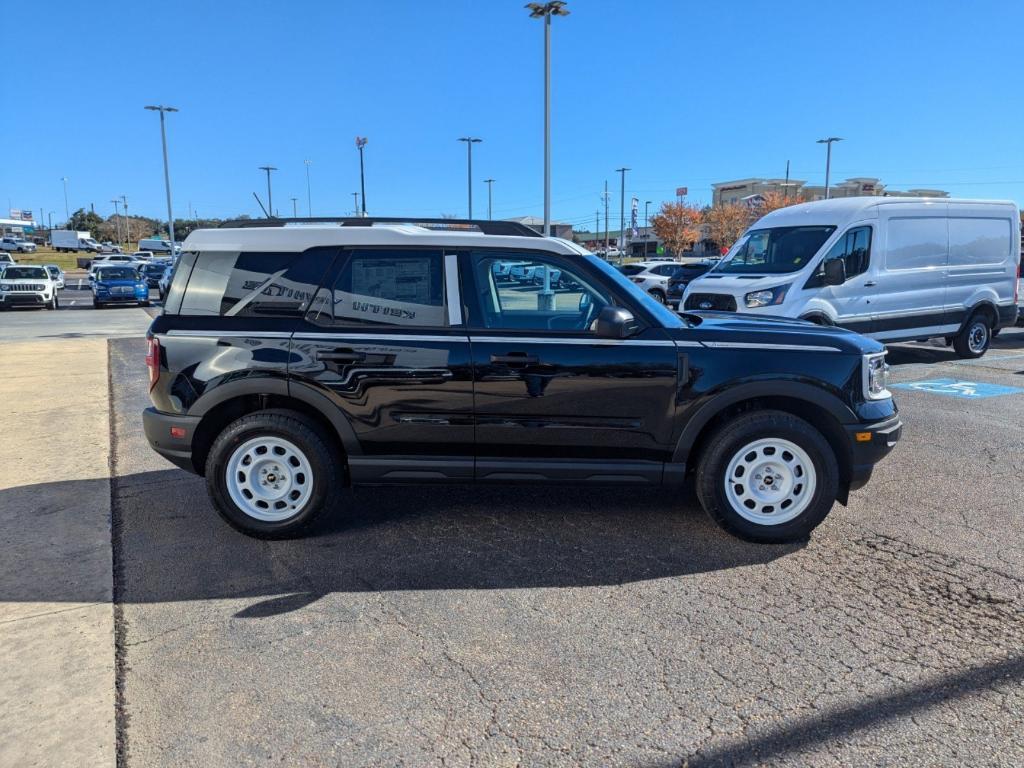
306;249;446;328
715;226;836;274
823;226;872;278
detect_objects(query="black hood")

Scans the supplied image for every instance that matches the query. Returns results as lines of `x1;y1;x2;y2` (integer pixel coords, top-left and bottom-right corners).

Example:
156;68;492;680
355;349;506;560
667;311;883;355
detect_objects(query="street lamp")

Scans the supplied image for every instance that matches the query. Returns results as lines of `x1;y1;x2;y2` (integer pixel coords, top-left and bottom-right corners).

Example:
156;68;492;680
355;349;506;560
121;195;130;249
616;166;630;260
60;177;70;221
144;105;179;255
304;159;313;217
527;0;570;236
291;197;298;218
258;165;277;217
48;212;54;232
644;200;652;254
355;136;368;216
816;137;843;200
457;137;482;218
484;178;495;220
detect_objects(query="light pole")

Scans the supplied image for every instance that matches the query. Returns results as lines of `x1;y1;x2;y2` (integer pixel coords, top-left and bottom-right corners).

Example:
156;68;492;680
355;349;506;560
61;177;69;221
111;199;122;245
816;137;843;199
121;195;130;249
48;212;54;232
616;166;629;260
258;165;277;217
355;136;368;216
352;192;360;216
145;105;179;255
484;178;495;220
291;197;298;218
527;1;570;236
304;159;313;217
457;137;482;218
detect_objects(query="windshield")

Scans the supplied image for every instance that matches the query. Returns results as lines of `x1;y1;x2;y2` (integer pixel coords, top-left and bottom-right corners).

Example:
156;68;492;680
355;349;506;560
143;264;164;275
585;254;684;328
3;267;47;279
97;267;138;280
46;266;60;276
714;226;835;274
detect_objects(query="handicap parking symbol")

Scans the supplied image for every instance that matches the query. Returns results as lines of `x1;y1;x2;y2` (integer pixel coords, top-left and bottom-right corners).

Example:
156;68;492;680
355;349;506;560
891;378;1024;399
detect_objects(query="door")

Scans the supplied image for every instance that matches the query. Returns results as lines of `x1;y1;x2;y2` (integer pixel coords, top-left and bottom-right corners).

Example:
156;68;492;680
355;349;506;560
289;247;475;481
870;207;952;339
810;224;875;333
462;249;679;482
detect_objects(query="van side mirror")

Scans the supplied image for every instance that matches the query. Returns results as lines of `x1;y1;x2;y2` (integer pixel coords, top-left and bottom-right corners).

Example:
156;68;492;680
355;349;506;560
595;306;638;338
823;258;846;286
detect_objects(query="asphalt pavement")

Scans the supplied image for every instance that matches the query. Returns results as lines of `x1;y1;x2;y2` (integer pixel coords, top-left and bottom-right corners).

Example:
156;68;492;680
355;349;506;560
101;328;1024;767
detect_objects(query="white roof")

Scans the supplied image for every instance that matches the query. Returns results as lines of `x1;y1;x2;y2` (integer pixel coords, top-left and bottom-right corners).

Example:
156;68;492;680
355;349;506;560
755;196;1018;229
183;222;578;255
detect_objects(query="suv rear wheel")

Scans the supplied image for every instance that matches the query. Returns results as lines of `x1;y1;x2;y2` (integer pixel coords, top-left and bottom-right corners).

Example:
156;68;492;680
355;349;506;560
205;410;342;538
696;410;839;542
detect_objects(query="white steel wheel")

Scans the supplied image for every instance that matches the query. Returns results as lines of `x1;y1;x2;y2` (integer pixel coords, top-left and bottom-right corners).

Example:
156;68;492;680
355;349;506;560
225;436;314;522
724;437;817;526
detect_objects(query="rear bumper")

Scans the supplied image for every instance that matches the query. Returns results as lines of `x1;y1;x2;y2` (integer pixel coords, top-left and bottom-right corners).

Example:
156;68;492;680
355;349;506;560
845;414;902;490
143;407;201;474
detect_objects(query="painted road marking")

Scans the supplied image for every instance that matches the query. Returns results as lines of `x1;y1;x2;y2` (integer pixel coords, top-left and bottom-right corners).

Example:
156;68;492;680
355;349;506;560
891;378;1024;399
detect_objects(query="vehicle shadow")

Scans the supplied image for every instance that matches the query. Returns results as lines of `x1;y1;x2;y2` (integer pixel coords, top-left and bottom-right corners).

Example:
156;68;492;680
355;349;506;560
1;470;800;613
886;326;1024;366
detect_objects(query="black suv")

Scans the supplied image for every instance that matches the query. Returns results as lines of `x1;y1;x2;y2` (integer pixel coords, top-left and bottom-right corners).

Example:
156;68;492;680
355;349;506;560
143;218;901;542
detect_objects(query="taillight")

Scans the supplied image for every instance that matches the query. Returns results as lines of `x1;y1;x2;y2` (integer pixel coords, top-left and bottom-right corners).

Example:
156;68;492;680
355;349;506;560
145;336;160;391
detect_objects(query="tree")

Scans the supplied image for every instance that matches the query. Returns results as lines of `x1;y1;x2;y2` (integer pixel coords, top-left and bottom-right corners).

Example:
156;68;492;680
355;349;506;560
651;201;703;255
758;190;806;215
66;208;104;235
704;203;751;253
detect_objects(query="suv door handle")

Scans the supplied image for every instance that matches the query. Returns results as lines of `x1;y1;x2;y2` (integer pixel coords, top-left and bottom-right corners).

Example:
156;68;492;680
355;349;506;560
490;353;539;365
316;348;367;363
864;281;877;287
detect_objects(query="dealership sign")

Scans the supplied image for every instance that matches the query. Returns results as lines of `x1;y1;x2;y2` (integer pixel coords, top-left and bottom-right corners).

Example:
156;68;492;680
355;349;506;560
8;209;33;222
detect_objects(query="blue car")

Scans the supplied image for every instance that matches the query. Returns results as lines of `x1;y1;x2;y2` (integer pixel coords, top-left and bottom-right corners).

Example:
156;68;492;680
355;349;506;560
92;265;150;308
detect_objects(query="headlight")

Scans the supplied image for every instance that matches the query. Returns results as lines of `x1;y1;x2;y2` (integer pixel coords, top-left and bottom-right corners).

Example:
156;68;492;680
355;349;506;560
0;285;8;292
745;284;791;308
863;352;891;400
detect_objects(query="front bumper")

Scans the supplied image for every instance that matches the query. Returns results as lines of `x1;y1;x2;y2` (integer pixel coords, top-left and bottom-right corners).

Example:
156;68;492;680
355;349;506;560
0;293;47;306
845;414;902;490
143;407;201;473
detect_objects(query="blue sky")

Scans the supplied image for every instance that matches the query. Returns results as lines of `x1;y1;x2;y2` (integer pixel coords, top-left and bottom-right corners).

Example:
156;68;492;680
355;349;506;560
5;0;1023;229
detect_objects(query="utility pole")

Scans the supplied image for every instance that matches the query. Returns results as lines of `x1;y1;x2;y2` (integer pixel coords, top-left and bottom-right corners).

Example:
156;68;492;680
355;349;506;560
602;180;610;254
484;178;495;220
258;165;277;217
61;177;69;221
644;200;652;251
595;210;600;243
616;167;629;259
111;199;122;245
816;137;843;199
457;137;482;218
355;136;368;215
291;197;298;218
144;105;179;255
304;159;313;216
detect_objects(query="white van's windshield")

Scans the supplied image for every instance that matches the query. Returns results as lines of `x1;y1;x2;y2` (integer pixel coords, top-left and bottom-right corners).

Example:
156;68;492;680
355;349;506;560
715;225;835;275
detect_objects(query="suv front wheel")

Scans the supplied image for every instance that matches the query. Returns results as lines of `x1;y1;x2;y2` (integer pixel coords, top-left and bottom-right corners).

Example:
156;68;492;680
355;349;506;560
696;410;839;543
205;410;342;538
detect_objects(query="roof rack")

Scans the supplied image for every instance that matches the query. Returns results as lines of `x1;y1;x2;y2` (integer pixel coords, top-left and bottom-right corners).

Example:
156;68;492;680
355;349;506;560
218;216;543;238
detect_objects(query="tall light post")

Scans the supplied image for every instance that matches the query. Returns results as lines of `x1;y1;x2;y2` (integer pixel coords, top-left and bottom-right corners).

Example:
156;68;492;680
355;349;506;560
816;137;843;199
616;166;630;259
304;159;313;217
144;105;179;255
258;165;277;217
484;178;495;220
644;200;652;254
290;197;298;218
111;199;122;245
355;136;368;216
351;192;360;216
527;1;570;237
457;137;482;218
61;177;69;221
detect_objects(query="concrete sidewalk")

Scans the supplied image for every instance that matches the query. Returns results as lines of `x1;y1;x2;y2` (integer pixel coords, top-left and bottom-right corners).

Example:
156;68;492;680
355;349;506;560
0;340;115;767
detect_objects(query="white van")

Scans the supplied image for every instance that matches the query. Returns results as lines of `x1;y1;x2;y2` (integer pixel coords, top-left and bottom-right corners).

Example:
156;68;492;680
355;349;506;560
138;238;180;255
682;197;1020;358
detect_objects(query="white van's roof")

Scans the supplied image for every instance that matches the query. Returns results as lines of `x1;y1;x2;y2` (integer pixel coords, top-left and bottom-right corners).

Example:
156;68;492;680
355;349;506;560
755;196;1018;229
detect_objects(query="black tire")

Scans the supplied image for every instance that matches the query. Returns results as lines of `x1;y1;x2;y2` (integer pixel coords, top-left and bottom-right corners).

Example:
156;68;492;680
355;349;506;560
649;289;666;304
140;300;150;307
93;299;103;309
695;410;839;543
952;312;991;359
205;410;343;538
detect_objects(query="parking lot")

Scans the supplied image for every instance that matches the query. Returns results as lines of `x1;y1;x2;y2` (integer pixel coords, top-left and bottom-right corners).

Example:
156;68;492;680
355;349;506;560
0;300;1021;766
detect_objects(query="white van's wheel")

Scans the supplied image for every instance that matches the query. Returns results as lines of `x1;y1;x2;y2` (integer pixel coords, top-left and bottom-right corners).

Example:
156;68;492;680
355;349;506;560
953;313;991;359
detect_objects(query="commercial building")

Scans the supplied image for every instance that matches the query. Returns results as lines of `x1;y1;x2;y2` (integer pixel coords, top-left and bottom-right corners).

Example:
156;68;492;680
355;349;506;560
712;177;948;206
502;216;573;240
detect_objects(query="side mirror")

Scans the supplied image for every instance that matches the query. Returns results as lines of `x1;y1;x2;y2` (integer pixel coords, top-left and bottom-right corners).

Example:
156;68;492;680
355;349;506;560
595;306;638;339
823;258;846;286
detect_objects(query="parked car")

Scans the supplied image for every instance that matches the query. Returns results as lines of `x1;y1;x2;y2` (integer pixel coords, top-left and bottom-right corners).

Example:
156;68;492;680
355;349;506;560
0;236;37;254
91;265;150;308
140;262;168;289
666;261;718;309
0;264;58;310
51;230;100;253
157;262;176;302
132;251;156;261
44;264;66;289
143;216;900;543
624;260;691;304
1017;256;1024;327
683;197;1020;358
99;243;123;254
0;252;14;271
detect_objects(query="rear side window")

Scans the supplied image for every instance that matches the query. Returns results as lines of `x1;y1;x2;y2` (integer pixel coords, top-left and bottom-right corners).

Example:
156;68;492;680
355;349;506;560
176;250;332;317
948;218;1010;267
885;218;947;270
305;249;446;328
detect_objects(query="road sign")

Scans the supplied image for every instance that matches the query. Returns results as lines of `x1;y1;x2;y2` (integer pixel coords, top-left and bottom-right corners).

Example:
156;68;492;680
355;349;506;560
891;379;1024;399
